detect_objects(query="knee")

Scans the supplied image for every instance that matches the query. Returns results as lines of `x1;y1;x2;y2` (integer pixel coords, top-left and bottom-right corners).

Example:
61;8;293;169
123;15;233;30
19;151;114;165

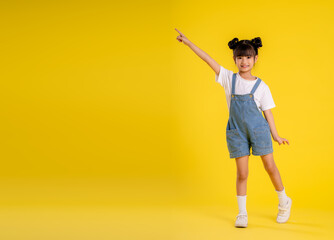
237;171;248;181
265;164;276;175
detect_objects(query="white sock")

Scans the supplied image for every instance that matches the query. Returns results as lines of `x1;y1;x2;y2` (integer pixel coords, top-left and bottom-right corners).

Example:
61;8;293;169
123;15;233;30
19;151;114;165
276;187;289;206
237;195;247;215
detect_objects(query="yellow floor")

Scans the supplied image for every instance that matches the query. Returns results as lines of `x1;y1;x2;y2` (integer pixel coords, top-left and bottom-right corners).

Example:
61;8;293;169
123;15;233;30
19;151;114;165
0;204;332;240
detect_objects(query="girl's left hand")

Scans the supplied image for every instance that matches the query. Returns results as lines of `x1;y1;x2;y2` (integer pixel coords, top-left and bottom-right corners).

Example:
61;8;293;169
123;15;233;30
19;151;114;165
273;136;289;145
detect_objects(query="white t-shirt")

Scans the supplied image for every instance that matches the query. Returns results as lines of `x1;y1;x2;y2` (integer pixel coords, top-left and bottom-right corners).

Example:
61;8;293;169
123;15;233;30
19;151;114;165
215;65;276;113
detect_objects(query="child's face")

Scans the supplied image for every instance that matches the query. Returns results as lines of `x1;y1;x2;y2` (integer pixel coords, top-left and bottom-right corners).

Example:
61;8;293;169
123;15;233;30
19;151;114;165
234;55;258;73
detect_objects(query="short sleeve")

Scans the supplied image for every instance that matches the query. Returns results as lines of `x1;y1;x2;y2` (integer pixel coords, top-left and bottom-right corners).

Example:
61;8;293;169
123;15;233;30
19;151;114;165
215;65;232;89
260;85;276;111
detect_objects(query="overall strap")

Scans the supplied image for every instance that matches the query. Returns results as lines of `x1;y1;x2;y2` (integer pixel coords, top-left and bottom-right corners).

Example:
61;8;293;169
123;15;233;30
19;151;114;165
231;73;237;95
250;78;262;94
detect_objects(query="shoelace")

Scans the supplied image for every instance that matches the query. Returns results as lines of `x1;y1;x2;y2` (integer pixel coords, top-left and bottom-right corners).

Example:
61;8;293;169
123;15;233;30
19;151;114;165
278;201;290;215
236;215;248;221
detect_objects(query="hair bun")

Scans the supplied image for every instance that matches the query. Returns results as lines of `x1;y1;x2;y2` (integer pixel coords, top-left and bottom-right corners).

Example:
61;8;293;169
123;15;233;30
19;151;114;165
228;38;239;49
251;37;262;48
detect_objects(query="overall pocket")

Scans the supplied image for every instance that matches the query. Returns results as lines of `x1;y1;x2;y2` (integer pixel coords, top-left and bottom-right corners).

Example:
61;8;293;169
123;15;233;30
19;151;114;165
226;128;242;154
253;125;272;149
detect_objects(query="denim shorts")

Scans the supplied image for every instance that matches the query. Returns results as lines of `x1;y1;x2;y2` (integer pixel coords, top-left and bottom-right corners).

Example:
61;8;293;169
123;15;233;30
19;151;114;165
226;123;273;159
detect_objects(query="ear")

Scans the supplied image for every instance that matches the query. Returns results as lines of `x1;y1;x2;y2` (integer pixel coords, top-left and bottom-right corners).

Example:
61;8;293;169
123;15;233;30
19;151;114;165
254;55;258;63
233;56;236;64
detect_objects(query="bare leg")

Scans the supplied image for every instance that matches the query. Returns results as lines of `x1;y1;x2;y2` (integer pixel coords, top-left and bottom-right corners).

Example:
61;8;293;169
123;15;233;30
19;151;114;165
260;153;284;191
235;155;249;195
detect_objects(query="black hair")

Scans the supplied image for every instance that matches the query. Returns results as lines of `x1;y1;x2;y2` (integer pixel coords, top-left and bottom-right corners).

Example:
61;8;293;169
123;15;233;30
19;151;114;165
228;37;262;58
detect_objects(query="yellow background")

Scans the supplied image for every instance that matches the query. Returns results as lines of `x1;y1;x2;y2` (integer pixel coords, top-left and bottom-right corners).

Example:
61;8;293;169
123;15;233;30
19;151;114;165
0;0;333;239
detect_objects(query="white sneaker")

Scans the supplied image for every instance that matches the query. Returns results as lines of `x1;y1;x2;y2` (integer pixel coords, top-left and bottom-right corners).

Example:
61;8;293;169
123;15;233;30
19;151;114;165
235;214;248;228
277;196;292;223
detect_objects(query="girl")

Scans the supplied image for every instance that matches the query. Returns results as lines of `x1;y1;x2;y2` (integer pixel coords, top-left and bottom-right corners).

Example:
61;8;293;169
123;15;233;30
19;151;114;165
175;28;292;228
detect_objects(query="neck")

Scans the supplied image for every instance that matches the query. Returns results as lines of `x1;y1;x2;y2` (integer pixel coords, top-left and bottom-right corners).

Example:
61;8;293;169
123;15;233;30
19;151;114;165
238;71;256;80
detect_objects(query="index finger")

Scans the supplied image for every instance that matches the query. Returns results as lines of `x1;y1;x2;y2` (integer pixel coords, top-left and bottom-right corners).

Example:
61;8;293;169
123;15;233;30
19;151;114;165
175;28;184;36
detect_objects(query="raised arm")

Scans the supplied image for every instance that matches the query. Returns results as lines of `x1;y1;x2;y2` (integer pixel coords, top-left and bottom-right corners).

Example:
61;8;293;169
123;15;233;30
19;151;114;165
175;28;220;75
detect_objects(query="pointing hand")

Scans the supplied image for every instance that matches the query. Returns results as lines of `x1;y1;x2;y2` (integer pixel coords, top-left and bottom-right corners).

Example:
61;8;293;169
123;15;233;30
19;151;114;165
175;28;191;46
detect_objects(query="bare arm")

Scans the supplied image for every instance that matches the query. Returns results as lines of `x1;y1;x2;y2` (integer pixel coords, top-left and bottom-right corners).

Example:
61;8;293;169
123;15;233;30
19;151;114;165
263;109;290;145
175;28;220;75
187;41;220;75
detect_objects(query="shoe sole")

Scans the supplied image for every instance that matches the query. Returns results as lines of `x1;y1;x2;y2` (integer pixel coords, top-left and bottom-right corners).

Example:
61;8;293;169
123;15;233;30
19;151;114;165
235;224;248;228
277;198;292;223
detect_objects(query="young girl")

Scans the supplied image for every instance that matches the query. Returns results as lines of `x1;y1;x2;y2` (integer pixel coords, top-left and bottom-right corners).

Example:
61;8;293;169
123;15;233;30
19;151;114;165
175;28;292;228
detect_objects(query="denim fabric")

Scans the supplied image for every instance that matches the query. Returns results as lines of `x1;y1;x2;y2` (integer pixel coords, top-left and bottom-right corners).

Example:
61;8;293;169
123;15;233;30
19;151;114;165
226;73;273;158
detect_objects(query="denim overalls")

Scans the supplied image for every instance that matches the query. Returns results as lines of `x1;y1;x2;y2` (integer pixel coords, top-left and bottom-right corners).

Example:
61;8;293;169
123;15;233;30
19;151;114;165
226;73;273;159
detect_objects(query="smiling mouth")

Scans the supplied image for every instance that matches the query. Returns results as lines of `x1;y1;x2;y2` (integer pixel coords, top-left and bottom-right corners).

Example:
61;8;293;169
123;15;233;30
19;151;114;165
241;66;249;68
